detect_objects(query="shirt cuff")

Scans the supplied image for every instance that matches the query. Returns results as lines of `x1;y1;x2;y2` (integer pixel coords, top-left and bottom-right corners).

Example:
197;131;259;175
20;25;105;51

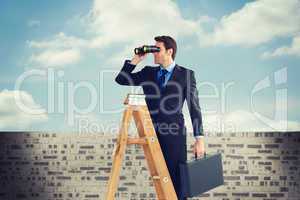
125;59;136;67
195;135;204;139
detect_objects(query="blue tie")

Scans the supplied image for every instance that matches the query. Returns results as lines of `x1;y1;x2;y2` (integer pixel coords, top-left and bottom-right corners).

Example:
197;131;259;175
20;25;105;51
158;69;169;90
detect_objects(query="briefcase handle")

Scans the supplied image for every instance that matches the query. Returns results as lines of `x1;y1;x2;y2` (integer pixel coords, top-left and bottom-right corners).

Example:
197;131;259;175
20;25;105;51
195;152;207;160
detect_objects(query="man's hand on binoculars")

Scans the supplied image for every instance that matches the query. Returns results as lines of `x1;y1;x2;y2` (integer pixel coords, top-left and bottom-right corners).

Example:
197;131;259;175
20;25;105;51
130;53;147;65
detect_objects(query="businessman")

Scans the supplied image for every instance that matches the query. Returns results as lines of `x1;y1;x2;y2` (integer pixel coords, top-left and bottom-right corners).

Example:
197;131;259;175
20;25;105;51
115;35;205;200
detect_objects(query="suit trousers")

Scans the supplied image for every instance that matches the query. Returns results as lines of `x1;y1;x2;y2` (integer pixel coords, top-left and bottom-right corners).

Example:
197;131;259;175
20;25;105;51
156;126;187;200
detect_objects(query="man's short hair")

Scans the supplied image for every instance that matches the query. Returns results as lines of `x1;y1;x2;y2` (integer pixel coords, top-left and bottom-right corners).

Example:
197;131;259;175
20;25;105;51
154;35;177;60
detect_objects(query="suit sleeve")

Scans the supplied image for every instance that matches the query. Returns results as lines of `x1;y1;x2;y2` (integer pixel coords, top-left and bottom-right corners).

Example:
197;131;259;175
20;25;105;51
185;70;204;137
115;60;147;86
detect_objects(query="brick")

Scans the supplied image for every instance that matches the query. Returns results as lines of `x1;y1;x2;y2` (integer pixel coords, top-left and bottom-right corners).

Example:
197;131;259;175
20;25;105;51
224;176;240;180
213;193;227;197
270;193;285;197
33;162;49;166
56;176;71;180
226;144;244;148
258;161;272;165
280;187;289;192
252;193;267;197
80;167;94;170
283;156;298;160
232;192;249;197
95;176;109;181
266;156;280;160
248;156;261;159
232;170;249;174
245;176;259;180
208;144;222;148
80;145;94;149
226;155;244;159
84;194;99;198
258;149;272;153
265;144;279;148
274;138;283;143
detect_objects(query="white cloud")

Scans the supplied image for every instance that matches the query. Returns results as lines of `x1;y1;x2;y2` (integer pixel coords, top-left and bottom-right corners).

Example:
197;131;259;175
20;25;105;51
29;48;81;68
27;32;85;68
86;0;197;48
0;90;48;129
27;32;87;49
183;104;300;133
262;35;300;58
199;0;300;47
27;0;200;67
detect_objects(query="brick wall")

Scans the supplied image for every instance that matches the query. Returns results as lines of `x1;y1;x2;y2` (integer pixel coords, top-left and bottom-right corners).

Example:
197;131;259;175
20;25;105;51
0;132;299;200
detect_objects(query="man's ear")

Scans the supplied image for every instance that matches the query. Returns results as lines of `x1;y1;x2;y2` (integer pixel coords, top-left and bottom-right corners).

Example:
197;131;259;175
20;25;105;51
167;48;173;57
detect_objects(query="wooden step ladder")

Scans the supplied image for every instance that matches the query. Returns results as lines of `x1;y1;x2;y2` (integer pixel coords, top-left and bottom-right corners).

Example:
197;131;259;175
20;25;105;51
105;94;178;200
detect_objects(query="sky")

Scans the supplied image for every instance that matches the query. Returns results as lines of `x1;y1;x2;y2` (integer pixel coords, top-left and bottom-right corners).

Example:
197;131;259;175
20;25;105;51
0;0;300;134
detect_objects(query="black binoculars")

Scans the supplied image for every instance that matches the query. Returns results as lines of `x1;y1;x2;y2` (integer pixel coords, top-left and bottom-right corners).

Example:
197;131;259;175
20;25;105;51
134;45;160;55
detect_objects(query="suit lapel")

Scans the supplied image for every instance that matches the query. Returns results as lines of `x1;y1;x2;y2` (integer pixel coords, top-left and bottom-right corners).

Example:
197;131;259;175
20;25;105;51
165;64;180;89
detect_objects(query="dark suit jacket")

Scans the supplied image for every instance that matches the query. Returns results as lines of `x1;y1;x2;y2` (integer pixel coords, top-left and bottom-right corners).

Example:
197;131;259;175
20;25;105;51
115;60;204;138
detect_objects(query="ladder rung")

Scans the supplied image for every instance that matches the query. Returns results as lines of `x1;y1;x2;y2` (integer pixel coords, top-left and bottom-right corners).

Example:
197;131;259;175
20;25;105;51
152;176;160;180
127;137;147;145
152;176;169;183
